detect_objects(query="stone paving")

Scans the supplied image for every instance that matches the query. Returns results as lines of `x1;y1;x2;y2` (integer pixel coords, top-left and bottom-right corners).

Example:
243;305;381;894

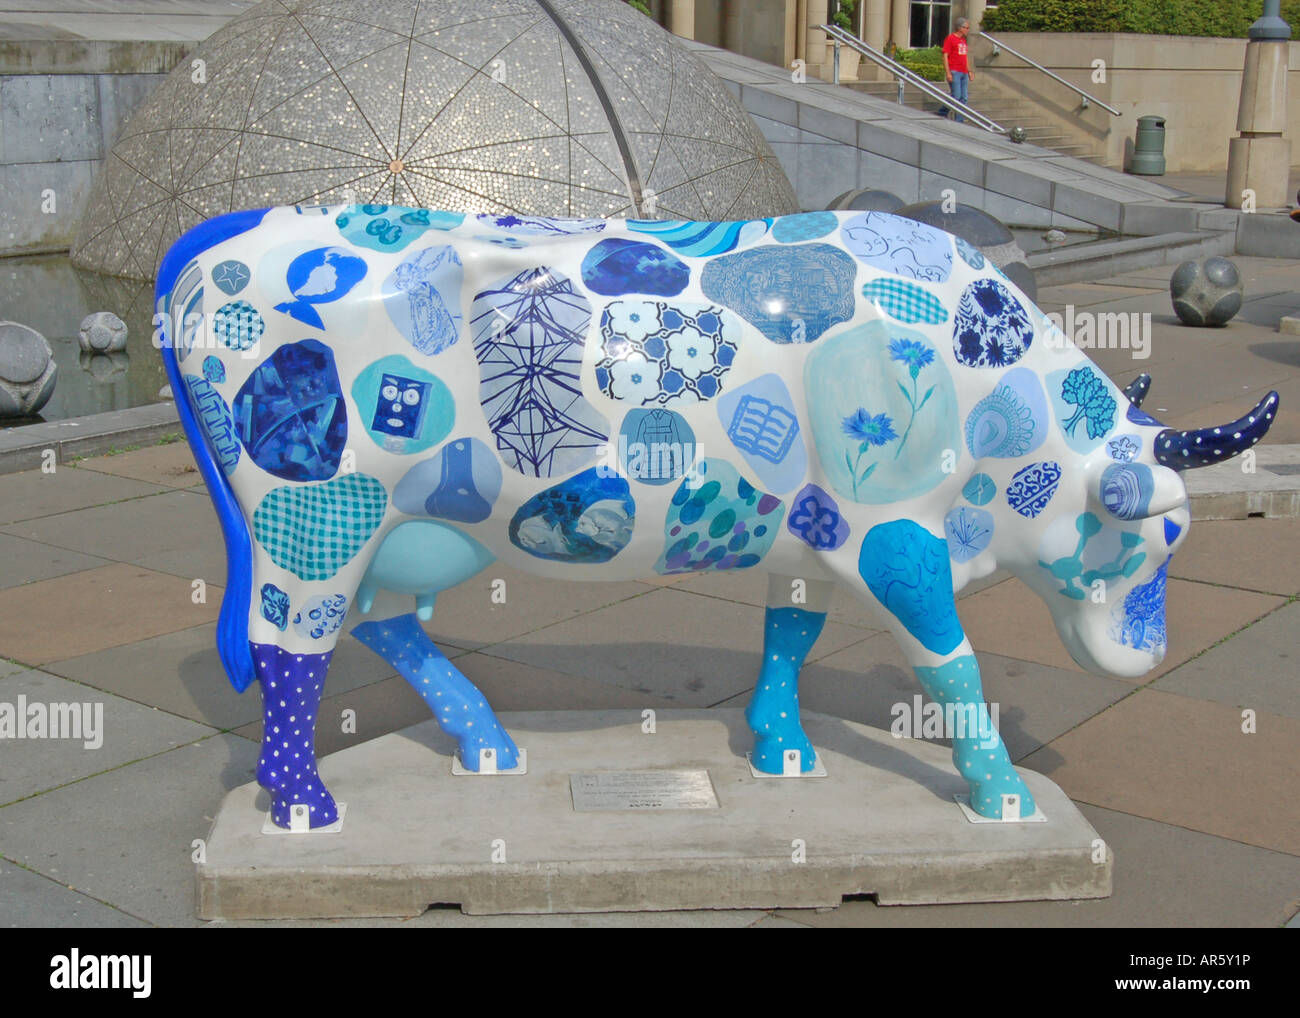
2;260;1299;927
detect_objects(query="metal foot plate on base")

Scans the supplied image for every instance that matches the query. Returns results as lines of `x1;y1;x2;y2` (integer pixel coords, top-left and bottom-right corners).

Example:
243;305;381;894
746;750;828;778
954;794;1047;824
200;710;1110;919
261;802;348;835
452;748;528;775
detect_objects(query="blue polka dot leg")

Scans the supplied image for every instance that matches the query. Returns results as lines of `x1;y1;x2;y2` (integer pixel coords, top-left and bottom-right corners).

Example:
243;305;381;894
252;643;338;828
913;654;1036;818
352;613;519;770
745;606;827;773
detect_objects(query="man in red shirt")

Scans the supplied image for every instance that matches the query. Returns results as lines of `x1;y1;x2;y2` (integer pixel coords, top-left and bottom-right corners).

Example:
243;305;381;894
938;17;973;123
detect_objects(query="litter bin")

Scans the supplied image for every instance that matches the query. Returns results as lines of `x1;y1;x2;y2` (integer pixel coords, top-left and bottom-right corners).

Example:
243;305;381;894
1131;115;1166;175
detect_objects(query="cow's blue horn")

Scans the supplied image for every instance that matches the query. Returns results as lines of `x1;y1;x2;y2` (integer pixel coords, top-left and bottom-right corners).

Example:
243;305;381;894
1123;373;1152;408
1154;392;1280;470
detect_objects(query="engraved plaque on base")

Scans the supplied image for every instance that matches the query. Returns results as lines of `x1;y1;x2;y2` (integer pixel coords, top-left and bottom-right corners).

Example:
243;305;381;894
569;770;719;812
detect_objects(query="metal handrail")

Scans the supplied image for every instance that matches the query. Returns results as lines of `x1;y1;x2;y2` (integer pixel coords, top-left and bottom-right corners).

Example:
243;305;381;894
979;30;1122;117
820;23;1007;136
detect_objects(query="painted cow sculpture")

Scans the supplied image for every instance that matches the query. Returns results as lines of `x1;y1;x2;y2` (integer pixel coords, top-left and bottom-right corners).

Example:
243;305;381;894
156;204;1276;829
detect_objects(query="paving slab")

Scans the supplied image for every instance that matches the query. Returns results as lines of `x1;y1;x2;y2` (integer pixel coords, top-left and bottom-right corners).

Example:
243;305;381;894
0;667;214;804
0;563;220;666
0;858;149;928
74;441;202;488
0;465;164;526
1167;517;1300;594
417;567;650;652
774;803;1300;927
451;652;680;712
0;531;112;589
1154;602;1300;720
128;541;227;584
45;621;398;730
196;709;1109;919
0;734;259;927
667;569;881;631
1020;689;1300;857
482;587;871;705
0;487;218;562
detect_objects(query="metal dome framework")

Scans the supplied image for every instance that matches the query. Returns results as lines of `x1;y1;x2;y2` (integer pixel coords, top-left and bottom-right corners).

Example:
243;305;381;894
72;0;798;280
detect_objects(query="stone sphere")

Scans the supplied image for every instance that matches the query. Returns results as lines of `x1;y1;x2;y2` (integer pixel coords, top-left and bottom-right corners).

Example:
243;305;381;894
1170;257;1243;326
826;188;905;213
78;311;128;353
895;200;1036;301
0;321;58;418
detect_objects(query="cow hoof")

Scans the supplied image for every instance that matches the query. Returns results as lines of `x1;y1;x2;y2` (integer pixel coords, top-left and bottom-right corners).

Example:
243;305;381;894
750;729;817;774
457;722;520;771
967;771;1036;819
270;788;340;829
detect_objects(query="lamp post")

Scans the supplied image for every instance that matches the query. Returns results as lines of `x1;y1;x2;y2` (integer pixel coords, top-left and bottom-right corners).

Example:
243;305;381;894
1225;0;1291;209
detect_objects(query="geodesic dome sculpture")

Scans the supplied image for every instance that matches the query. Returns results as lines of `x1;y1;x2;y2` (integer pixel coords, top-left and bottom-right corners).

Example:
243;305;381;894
72;0;798;280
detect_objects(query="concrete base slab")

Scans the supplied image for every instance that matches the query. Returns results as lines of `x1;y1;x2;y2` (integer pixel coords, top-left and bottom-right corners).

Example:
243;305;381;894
197;709;1112;919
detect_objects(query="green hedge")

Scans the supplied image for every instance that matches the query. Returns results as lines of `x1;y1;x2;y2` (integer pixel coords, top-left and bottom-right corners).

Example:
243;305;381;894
896;46;947;82
982;0;1300;38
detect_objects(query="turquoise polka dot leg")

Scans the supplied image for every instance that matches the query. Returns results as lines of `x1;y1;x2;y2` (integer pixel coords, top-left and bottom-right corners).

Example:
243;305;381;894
745;606;827;773
352;613;518;770
914;653;1036;819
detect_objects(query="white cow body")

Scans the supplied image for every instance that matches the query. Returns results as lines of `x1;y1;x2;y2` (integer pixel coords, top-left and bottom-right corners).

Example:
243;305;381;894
156;203;1275;828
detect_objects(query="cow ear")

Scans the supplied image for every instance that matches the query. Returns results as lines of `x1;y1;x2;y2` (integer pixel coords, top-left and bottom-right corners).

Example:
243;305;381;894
1086;459;1186;520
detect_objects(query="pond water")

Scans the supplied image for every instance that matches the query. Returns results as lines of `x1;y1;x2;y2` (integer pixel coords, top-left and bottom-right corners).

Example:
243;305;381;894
0;255;168;428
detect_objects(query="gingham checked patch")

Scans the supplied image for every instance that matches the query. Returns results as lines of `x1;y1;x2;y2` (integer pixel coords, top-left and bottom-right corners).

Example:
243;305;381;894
253;473;388;580
862;278;948;325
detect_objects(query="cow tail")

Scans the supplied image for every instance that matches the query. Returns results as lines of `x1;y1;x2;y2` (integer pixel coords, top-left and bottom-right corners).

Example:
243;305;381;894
155;210;270;694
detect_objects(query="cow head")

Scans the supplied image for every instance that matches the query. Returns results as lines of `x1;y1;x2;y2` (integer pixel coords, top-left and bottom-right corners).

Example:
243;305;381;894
984;375;1278;679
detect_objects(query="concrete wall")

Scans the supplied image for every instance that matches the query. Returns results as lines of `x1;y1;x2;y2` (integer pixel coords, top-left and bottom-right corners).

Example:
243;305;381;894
0;42;180;258
971;33;1300;173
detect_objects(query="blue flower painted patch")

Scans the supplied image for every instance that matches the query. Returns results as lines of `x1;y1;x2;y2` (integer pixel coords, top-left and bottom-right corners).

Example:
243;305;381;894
953;279;1033;368
787;483;849;551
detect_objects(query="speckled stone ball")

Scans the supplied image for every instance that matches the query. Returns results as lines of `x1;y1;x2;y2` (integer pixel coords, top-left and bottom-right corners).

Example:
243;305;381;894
1170;257;1243;327
78;311;128;353
0;320;57;418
